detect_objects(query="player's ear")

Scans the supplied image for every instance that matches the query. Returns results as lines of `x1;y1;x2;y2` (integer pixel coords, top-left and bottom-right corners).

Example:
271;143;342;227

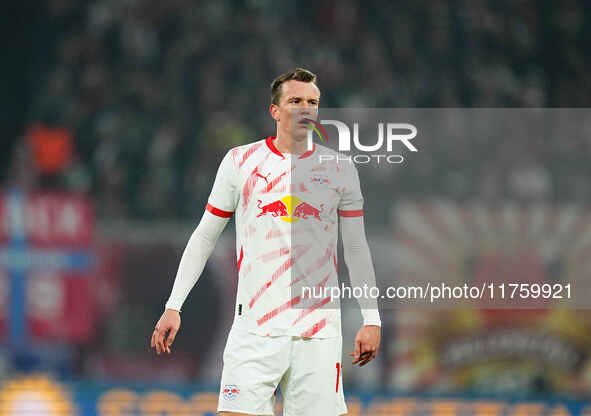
269;104;280;122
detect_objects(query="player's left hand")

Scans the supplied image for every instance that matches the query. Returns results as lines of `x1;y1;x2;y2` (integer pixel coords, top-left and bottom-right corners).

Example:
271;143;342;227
350;325;381;367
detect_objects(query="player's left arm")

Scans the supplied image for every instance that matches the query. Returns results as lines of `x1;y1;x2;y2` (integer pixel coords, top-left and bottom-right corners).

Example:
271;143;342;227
338;164;381;367
341;216;381;367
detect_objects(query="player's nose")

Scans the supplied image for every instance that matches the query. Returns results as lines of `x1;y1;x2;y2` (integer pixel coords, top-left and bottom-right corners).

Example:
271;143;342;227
299;107;314;118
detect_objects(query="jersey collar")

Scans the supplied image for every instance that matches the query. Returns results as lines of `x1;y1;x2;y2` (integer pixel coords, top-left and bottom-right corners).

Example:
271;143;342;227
266;136;315;159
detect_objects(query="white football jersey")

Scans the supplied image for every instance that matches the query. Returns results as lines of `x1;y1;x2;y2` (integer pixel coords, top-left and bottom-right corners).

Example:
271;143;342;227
206;136;364;338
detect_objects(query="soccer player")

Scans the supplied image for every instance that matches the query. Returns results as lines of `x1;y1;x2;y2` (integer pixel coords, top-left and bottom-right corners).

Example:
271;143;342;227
150;68;381;416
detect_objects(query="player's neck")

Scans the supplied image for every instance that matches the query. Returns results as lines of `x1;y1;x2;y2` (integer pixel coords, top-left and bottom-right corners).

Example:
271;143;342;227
273;133;308;156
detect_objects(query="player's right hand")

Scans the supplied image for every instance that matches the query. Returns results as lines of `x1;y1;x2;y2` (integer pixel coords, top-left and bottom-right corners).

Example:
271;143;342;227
150;308;181;355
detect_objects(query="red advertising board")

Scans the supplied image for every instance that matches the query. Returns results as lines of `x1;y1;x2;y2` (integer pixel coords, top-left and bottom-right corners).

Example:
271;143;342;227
25;193;94;246
27;271;94;342
0;190;96;343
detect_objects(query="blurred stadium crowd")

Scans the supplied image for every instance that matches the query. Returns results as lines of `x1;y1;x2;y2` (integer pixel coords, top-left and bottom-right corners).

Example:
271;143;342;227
5;0;591;221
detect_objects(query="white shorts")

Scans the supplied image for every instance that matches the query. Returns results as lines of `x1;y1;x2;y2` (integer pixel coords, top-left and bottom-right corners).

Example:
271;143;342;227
217;326;347;416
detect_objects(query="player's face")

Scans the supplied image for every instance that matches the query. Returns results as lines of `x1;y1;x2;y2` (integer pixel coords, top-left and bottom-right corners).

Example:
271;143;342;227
271;80;320;142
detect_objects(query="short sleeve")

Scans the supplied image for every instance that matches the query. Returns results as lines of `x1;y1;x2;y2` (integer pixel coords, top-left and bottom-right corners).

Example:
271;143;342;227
337;164;364;217
206;150;238;217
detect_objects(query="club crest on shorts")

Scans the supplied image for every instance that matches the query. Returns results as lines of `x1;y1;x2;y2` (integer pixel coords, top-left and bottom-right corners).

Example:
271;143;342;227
222;384;240;401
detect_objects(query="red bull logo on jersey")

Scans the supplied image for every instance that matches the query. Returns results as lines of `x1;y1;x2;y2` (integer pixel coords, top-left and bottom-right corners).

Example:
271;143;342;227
257;196;323;223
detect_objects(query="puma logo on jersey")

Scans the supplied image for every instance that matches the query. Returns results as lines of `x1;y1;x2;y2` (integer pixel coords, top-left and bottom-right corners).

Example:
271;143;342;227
256;172;271;185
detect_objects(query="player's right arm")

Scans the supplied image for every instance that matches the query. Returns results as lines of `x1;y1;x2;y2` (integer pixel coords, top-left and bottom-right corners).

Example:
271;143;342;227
150;149;238;355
